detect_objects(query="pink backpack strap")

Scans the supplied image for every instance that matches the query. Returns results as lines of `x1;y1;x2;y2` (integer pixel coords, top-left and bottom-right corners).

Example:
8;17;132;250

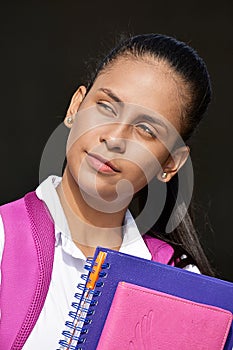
143;234;175;265
0;191;55;349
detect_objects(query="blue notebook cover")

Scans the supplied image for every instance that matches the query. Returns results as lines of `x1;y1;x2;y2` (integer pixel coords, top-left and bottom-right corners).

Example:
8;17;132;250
61;246;233;349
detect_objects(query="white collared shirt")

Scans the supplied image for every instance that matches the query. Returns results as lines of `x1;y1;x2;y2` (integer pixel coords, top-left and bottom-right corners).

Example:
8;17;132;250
0;175;153;349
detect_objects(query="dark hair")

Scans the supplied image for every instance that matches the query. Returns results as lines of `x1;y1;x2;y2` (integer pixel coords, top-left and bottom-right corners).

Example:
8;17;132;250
86;33;212;141
75;33;214;275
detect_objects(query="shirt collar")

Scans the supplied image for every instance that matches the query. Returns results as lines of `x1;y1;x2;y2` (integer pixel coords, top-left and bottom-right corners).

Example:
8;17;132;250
36;175;151;261
120;210;151;260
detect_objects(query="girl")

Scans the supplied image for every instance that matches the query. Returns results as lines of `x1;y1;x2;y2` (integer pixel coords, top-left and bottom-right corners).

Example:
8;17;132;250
0;33;214;349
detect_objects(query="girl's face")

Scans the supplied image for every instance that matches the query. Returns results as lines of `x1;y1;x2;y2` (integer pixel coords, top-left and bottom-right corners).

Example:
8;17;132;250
65;57;188;209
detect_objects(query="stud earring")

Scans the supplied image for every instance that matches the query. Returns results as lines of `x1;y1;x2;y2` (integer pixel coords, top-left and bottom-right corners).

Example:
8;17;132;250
66;116;73;125
161;172;167;179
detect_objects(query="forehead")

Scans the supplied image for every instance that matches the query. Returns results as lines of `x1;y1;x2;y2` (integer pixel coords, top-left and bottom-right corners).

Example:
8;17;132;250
89;58;183;132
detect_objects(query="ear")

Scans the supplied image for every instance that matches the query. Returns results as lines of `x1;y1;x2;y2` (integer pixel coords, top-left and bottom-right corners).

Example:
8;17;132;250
157;146;190;182
64;85;87;128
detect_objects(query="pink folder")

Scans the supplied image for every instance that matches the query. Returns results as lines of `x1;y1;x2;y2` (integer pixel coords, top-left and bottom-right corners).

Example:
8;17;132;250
97;281;232;350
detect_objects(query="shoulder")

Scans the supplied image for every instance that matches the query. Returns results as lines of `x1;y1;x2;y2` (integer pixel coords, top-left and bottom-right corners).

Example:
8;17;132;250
0;214;5;256
143;234;174;265
0;195;27;252
0;214;5;284
0;195;27;268
143;234;201;273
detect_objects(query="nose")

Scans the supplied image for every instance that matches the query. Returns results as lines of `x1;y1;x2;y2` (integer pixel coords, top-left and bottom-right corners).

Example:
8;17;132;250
99;124;127;153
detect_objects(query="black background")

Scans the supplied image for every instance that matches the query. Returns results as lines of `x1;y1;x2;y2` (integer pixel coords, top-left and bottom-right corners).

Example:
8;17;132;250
0;1;232;281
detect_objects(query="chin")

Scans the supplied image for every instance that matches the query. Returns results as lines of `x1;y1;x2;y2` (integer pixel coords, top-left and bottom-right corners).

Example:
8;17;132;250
78;180;132;213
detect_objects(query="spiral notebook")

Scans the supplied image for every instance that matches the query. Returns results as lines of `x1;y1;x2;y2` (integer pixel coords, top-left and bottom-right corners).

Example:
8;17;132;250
58;246;233;350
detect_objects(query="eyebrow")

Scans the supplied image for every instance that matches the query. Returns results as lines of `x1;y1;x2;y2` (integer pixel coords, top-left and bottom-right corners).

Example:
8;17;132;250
98;87;168;133
98;88;123;104
139;114;168;133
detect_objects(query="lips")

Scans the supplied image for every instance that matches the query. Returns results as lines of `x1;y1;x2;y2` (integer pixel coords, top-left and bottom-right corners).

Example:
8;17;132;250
86;152;120;173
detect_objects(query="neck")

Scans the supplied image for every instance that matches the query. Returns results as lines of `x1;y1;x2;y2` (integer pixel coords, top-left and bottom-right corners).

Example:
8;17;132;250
56;167;128;256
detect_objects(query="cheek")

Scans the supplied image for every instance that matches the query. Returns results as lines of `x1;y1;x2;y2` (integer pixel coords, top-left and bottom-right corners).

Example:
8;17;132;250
66;132;89;184
66;120;100;164
66;120;91;155
67;105;116;152
124;140;169;182
126;163;148;192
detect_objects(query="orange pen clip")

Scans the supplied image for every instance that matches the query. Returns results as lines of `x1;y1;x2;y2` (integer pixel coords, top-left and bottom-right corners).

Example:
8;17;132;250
86;251;107;290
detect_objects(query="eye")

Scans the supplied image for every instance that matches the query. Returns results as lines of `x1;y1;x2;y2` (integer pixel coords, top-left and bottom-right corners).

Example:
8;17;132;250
136;124;157;138
97;101;117;116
